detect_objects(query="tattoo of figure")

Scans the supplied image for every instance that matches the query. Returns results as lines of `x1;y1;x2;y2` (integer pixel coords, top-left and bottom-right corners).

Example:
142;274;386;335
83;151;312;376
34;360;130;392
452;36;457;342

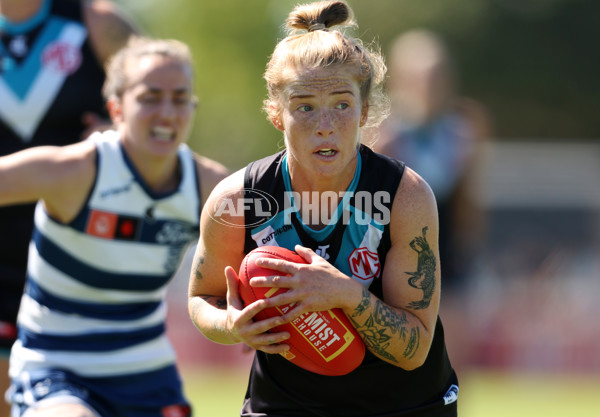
405;227;436;309
352;288;371;317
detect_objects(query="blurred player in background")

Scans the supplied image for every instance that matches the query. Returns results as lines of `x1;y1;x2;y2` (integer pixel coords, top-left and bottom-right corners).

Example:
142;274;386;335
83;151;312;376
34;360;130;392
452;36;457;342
0;37;228;417
0;1;138;414
375;29;491;290
188;1;458;415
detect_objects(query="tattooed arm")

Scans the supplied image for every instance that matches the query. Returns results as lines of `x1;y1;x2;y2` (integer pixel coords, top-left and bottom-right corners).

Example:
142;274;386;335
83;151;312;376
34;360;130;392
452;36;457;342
187;170;290;352
349;167;441;370
187;170;246;344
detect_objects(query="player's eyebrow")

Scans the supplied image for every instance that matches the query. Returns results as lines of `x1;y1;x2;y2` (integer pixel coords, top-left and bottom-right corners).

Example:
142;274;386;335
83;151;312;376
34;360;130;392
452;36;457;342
146;87;191;94
331;89;355;96
290;90;355;100
289;93;314;100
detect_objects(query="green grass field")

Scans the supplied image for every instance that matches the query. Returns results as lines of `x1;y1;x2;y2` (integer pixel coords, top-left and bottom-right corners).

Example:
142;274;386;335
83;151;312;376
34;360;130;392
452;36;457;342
181;367;600;416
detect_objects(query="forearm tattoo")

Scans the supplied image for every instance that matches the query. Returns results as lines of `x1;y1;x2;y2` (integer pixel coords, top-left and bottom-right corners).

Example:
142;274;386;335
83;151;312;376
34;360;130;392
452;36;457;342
351;289;420;362
351;288;371;317
201;295;227;309
350;311;398;363
403;327;420;359
405;226;436;309
374;302;408;337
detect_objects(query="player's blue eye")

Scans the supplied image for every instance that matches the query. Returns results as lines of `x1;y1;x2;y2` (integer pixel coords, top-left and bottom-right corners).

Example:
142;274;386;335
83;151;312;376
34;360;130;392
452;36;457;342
299;105;312;112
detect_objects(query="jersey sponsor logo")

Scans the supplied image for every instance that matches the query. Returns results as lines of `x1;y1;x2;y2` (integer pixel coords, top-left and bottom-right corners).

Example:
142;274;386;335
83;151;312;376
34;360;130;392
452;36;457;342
99;181;134;198
260;224;292;245
443;384;459;405
9;35;28;57
348;247;381;280
42;41;82;75
115;216;141;240
86;210;118;238
315;244;330;260
291;311;356;362
85;210;141;241
156;222;197;245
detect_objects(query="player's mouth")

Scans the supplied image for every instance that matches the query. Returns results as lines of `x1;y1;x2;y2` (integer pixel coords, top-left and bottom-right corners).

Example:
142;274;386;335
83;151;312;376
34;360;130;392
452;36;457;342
151;126;176;142
314;148;338;158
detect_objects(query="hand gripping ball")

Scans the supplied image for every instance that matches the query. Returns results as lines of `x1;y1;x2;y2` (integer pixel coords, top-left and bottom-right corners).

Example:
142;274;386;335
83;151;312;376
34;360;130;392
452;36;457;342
238;246;365;376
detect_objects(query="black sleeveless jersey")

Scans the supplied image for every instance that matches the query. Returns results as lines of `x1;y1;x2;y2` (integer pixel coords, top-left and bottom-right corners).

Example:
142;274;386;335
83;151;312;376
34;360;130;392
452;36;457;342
241;145;458;416
0;0;107;328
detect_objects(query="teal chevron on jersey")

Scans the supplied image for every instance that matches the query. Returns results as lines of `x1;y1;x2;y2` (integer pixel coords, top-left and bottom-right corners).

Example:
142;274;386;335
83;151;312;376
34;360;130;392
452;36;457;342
0;16;86;140
249;151;385;286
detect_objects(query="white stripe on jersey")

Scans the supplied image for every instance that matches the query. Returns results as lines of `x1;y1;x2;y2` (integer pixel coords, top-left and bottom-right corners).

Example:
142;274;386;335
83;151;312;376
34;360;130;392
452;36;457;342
9;336;176;378
17;294;167;335
27;244;165;303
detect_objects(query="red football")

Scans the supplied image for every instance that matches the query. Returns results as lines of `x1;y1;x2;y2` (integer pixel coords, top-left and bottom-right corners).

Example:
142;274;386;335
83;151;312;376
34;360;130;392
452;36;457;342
238;246;365;376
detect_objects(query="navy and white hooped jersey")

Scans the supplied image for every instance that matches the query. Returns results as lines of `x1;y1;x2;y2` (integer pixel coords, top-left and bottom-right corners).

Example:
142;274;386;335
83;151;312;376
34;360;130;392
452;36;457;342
9;130;201;379
242;145;459;416
0;0;108;331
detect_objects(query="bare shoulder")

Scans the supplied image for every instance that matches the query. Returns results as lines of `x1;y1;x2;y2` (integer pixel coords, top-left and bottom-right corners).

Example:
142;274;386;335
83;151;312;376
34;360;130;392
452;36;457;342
84;0;140;64
192;169;247;295
201;168;245;215
193;154;231;205
390;167;438;242
200;168;247;236
396;167;436;208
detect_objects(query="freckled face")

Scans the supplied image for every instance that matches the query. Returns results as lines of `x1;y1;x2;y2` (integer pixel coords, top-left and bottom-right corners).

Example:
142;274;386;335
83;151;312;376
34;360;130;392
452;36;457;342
112;55;196;160
276;65;368;187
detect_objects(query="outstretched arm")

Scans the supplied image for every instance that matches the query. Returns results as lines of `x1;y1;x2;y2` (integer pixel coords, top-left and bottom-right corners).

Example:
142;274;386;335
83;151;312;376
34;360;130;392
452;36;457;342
0;142;96;222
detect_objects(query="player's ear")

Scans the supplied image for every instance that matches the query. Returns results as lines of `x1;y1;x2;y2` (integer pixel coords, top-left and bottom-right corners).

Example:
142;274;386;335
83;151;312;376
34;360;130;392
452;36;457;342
269;104;284;131
359;101;369;127
107;96;123;124
271;116;284;131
